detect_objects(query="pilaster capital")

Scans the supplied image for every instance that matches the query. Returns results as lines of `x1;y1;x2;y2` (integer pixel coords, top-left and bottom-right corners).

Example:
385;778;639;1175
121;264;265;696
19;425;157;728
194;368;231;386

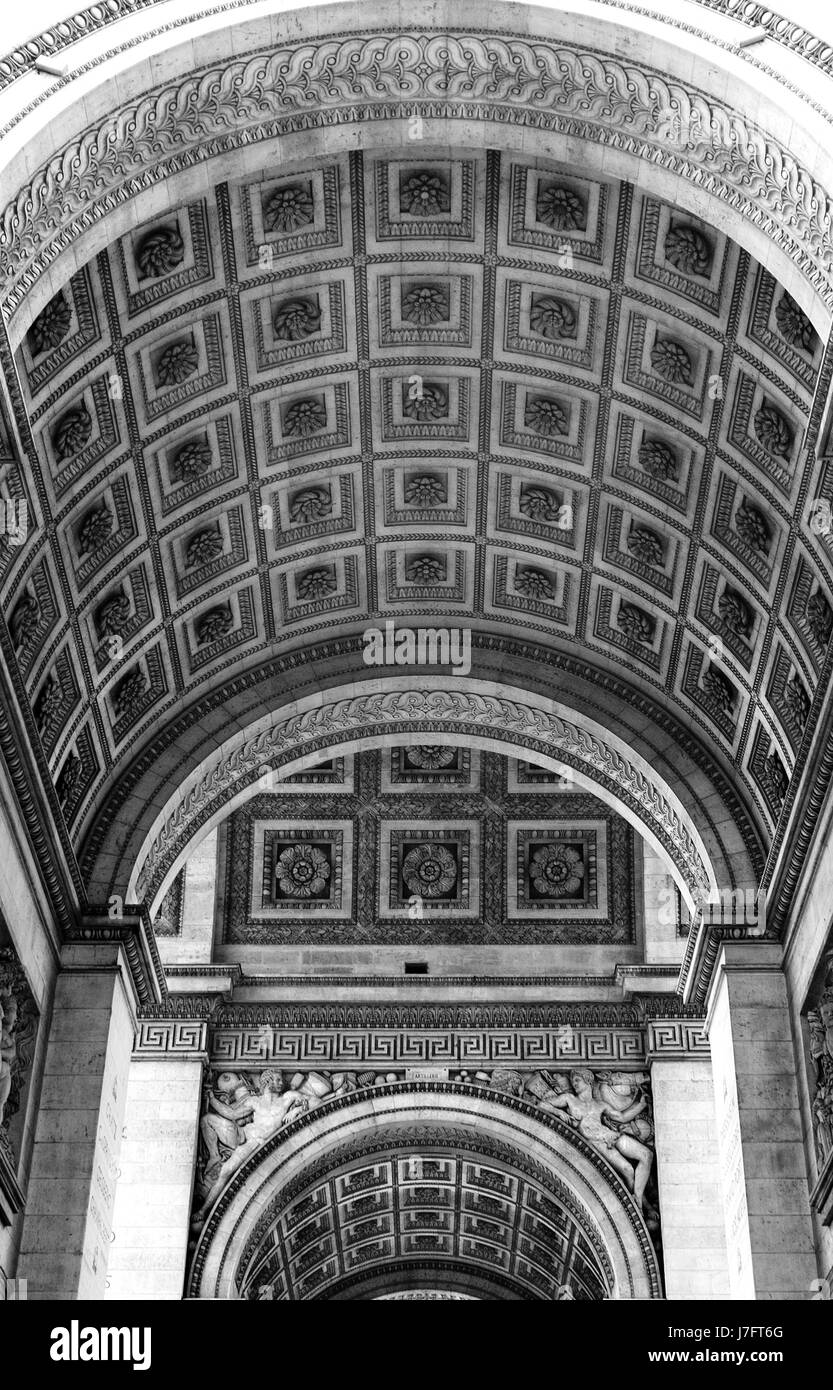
65;906;166;1011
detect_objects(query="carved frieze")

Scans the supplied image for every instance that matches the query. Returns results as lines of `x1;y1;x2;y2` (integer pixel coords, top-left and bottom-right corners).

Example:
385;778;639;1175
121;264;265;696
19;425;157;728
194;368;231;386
189;1063;658;1262
0;944;38;1214
807;958;833;1196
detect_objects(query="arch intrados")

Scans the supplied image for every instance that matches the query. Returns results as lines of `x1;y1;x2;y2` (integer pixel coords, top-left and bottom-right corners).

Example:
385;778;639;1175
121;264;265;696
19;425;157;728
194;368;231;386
126;676;721;914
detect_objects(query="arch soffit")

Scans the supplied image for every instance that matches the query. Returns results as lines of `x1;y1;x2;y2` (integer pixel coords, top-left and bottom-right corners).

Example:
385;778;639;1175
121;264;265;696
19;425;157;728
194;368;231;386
125;677;721;914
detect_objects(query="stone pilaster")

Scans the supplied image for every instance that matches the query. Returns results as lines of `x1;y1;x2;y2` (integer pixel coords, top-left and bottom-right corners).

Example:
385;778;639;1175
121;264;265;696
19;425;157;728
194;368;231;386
647;1018;730;1299
16;913;163;1299
107;1014;208;1299
707;942;818;1299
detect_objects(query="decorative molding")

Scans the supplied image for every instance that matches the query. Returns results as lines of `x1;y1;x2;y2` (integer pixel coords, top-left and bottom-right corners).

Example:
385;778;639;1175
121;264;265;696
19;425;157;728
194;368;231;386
70;909;166;1009
134;685;712;907
211;1003;648;1029
3;33;833;317
134;1018;208;1057
646;1018;709;1058
208;1025;647;1068
2;0;833;111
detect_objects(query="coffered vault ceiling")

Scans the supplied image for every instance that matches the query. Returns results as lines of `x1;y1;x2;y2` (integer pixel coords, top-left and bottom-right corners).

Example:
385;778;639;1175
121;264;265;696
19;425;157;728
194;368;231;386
2;143;833;902
229;1126;614;1302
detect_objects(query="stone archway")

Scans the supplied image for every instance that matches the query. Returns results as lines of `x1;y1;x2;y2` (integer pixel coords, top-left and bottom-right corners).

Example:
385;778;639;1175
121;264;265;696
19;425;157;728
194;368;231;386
126;676;721;915
187;1084;662;1301
3;3;833;329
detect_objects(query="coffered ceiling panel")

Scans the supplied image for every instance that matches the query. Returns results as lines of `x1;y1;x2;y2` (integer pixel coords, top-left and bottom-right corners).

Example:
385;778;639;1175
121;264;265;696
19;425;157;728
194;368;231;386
2;143;831;879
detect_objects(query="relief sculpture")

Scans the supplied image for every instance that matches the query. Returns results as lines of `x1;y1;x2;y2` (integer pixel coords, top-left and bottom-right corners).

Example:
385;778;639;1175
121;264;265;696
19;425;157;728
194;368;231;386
191;1064;656;1230
808;961;833;1168
452;1067;655;1213
0;946;38;1207
192;1068;403;1226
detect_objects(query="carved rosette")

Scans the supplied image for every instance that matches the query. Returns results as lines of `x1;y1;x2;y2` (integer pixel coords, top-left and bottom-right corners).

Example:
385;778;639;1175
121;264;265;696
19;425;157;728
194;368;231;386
56;750;82;807
173;437;213;481
112;667;147;719
196;605;234;646
515;567;555;599
264;184;314;233
155;338;199;387
775;292;816;352
135;224;185;280
10;591;40;653
283;398;326;437
272;296;321;341
399;171;450;215
296;567;337;600
519;485;560;521
530;844;584;897
28;289;71;355
783;676;810;730
626;526;664;567
405;555;445;584
34;674;62;736
524;396;568;437
289;487;332;523
617;602;655;645
402;383;448;421
185;527;224;569
718;587;753;638
664;225;712;277
753;404;792;459
77;503;114;556
535;184;586;231
807;591;833;647
650;337;694;385
276;845;330;897
401;285;450;325
402;843;457;897
734;501;771;554
760;752;788;808
702;666;735;715
638;438;678;482
404;475;446;506
52;404;92;461
95;590;131;639
529;295;577;339
406;746;456;769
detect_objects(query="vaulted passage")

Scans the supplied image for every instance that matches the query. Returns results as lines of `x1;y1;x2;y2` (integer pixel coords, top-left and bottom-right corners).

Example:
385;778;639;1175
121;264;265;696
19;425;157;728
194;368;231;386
1;0;833;1311
7;140;831;904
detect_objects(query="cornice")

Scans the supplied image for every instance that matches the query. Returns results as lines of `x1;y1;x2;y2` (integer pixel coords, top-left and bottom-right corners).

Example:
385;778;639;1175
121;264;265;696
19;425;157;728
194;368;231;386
71;905;167;1008
208;996;702;1028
